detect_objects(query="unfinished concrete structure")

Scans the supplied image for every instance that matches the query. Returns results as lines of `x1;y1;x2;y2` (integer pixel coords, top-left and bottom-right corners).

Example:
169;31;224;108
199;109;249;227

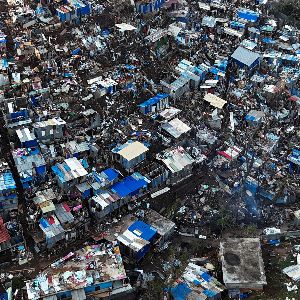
220;238;267;291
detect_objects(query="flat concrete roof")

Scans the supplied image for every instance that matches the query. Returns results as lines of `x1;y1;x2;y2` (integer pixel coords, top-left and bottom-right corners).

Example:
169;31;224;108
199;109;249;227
144;209;175;236
220;238;267;288
118;141;149;161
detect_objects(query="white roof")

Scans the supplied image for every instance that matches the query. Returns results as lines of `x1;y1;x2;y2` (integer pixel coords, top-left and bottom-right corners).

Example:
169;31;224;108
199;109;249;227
223;27;243;38
159;107;181;120
117;229;149;252
8;102;14;113
204;93;227;109
283;265;300;281
151;187;170;198
92;195;109;210
65;158;88;177
87;76;101;85
168;24;182;36
16;128;35;142
231;46;260;67
98;78;118;88
33;117;66;128
115;23;137;31
198;2;211;10
263;84;277;93
118;141;149;161
146;29;167;43
241;39;257;50
159;147;195;173
162;118;191;138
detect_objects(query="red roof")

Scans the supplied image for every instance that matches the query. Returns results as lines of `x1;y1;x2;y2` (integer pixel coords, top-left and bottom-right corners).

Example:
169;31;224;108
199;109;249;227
48;216;55;225
217;151;233;160
0;218;10;244
289;95;300;102
62;202;71;213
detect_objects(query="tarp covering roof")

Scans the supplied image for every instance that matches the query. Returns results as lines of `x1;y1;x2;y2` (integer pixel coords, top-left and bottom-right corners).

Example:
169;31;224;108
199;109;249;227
128;220;157;241
0;171;16;192
288;149;300;166
102;168;119;182
111;172;149;198
138;94;169;108
237;9;259;22
171;263;225;300
117;220;157;253
51;157;88;183
171;283;192;300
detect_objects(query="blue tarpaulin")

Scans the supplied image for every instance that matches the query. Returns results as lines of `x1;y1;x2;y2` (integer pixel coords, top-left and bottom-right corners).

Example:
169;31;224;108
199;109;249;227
30;95;40;107
125;65;136;70
240;292;250;299
237;9;259;22
201;272;211;282
203;289;217;297
1;58;8;69
230;21;246;29
39;218;49;229
72;48;81;55
10;109;29;121
282;55;298;62
0;291;8;300
289;149;300;174
36;165;46;176
81;158;89;169
110;173;148;198
138;0;165;13
268;239;280;245
102;168;119;181
171;283;192;300
245;115;256;121
63;73;74;77
102;28;110;37
138;94;169;108
0;172;16;193
36;6;44;14
262;37;276;44
99;282;113;289
128;220;157;241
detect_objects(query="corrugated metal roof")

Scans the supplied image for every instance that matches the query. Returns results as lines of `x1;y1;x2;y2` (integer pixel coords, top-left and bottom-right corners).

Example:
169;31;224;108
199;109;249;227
138;94;169;108
0;218;10;244
161;118;191;138
55;203;74;224
231;46;260;67
0;171;16;191
159;147;194;173
52;158;87;183
71;289;86;300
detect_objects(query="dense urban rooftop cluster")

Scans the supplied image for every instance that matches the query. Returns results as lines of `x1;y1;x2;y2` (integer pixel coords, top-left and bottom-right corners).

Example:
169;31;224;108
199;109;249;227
0;0;299;299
